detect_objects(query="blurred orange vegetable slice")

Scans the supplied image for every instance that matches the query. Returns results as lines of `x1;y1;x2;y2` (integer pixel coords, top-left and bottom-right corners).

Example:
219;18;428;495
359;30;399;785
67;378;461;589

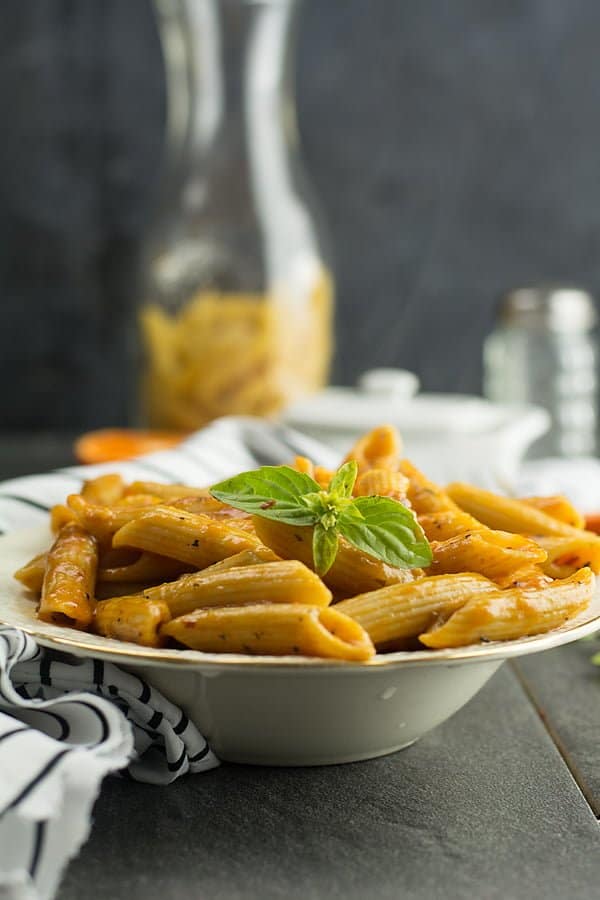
74;429;188;464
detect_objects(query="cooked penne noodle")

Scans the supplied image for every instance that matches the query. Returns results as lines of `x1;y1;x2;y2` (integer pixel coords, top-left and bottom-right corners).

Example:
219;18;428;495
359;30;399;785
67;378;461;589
292;456;315;477
354;468;409;501
14;552;47;593
93;595;171;647
170;495;255;531
417;509;479;542
96;581;155;600
129;560;332;618
50;503;76;533
161;603;375;660
494;566;553;590
98;551;195;583
419;567;594;648
337;573;498;645
123;481;213;500
67;495;162;544
345;425;402;473
39;523;98;629
521;495;585;529
203;547;281;570
533;535;600;579
447;482;593;539
251;517;415;594
113;506;262;568
81;473;125;505
399;459;457;515
313;466;334;488
428;530;547;581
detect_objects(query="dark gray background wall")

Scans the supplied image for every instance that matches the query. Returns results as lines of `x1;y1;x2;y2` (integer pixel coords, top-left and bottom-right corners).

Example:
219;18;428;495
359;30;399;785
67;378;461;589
1;0;600;429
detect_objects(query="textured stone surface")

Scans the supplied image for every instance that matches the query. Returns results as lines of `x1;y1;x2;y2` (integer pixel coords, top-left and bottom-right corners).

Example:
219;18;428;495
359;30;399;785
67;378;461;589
513;641;600;815
59;667;600;900
3;2;600;426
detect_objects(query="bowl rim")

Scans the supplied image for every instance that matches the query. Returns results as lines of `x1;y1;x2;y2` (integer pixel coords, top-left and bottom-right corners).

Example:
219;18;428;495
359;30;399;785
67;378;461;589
4;600;599;673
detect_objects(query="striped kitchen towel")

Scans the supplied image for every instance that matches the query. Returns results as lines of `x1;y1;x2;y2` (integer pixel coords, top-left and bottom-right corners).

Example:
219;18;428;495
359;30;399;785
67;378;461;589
0;416;337;900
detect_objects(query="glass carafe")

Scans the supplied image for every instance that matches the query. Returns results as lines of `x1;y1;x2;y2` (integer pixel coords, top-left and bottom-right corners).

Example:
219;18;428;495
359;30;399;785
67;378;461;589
140;0;334;429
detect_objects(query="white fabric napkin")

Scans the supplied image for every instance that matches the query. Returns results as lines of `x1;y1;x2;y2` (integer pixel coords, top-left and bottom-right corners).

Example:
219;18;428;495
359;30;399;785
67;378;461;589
0;416;337;900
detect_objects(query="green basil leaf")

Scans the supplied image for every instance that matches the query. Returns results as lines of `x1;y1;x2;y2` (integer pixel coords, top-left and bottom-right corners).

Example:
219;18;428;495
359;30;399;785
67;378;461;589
338;496;432;569
312;523;339;575
210;466;321;525
328;460;358;499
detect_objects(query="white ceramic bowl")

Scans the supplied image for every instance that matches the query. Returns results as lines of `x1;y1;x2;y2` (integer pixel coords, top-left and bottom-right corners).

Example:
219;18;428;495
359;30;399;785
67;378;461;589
2;526;599;766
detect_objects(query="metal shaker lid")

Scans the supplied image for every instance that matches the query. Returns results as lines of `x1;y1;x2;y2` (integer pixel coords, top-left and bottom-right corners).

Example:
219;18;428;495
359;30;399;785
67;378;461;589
498;286;597;332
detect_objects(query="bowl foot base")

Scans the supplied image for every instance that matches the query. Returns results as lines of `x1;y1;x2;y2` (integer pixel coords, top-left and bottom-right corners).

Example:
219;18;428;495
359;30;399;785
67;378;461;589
216;738;419;767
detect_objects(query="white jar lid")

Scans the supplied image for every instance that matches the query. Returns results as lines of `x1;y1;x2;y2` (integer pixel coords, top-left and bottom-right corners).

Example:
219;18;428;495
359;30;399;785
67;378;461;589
283;369;503;435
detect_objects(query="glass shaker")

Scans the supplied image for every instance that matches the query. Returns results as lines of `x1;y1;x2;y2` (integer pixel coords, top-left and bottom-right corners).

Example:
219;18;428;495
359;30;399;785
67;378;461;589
140;0;334;430
483;286;598;457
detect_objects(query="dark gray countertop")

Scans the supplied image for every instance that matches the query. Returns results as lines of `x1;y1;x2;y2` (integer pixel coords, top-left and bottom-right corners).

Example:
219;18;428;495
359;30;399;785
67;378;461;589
2;435;600;900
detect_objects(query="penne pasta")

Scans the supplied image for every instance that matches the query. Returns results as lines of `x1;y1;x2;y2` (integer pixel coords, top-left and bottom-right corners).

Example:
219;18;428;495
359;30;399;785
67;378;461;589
337;573;498;646
419;568;594;648
344;425;402;473
96;581;156;600
399;459;457;515
68;494;161;544
93;595;171;647
129;560;332;618
123;481;213;500
291;456;315;478
428;530;547;581
532;535;600;579
354;468;409;501
112;505;263;568
251;517;415;594
521;495;585;529
81;473;125;505
417;509;479;542
161;604;375;660
97;551;195;583
50;503;76;534
39;523;98;629
447;482;593;539
14;552;47;593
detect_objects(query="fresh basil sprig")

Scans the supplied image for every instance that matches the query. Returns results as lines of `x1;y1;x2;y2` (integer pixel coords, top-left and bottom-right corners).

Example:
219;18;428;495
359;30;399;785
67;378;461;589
210;461;432;575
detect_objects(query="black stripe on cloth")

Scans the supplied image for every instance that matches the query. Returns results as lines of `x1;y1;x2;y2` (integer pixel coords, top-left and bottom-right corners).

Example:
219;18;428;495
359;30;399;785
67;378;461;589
138;682;151;704
147;710;163;730
0;631;12;661
93;659;104;686
167;747;187;772
5;749;70;811
189;743;211;763
173;711;189;735
125;718;161;741
29;820;46;878
0;494;50;512
75;701;110;745
131;459;178;482
30;709;71;742
39;656;52;686
0;726;28;745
